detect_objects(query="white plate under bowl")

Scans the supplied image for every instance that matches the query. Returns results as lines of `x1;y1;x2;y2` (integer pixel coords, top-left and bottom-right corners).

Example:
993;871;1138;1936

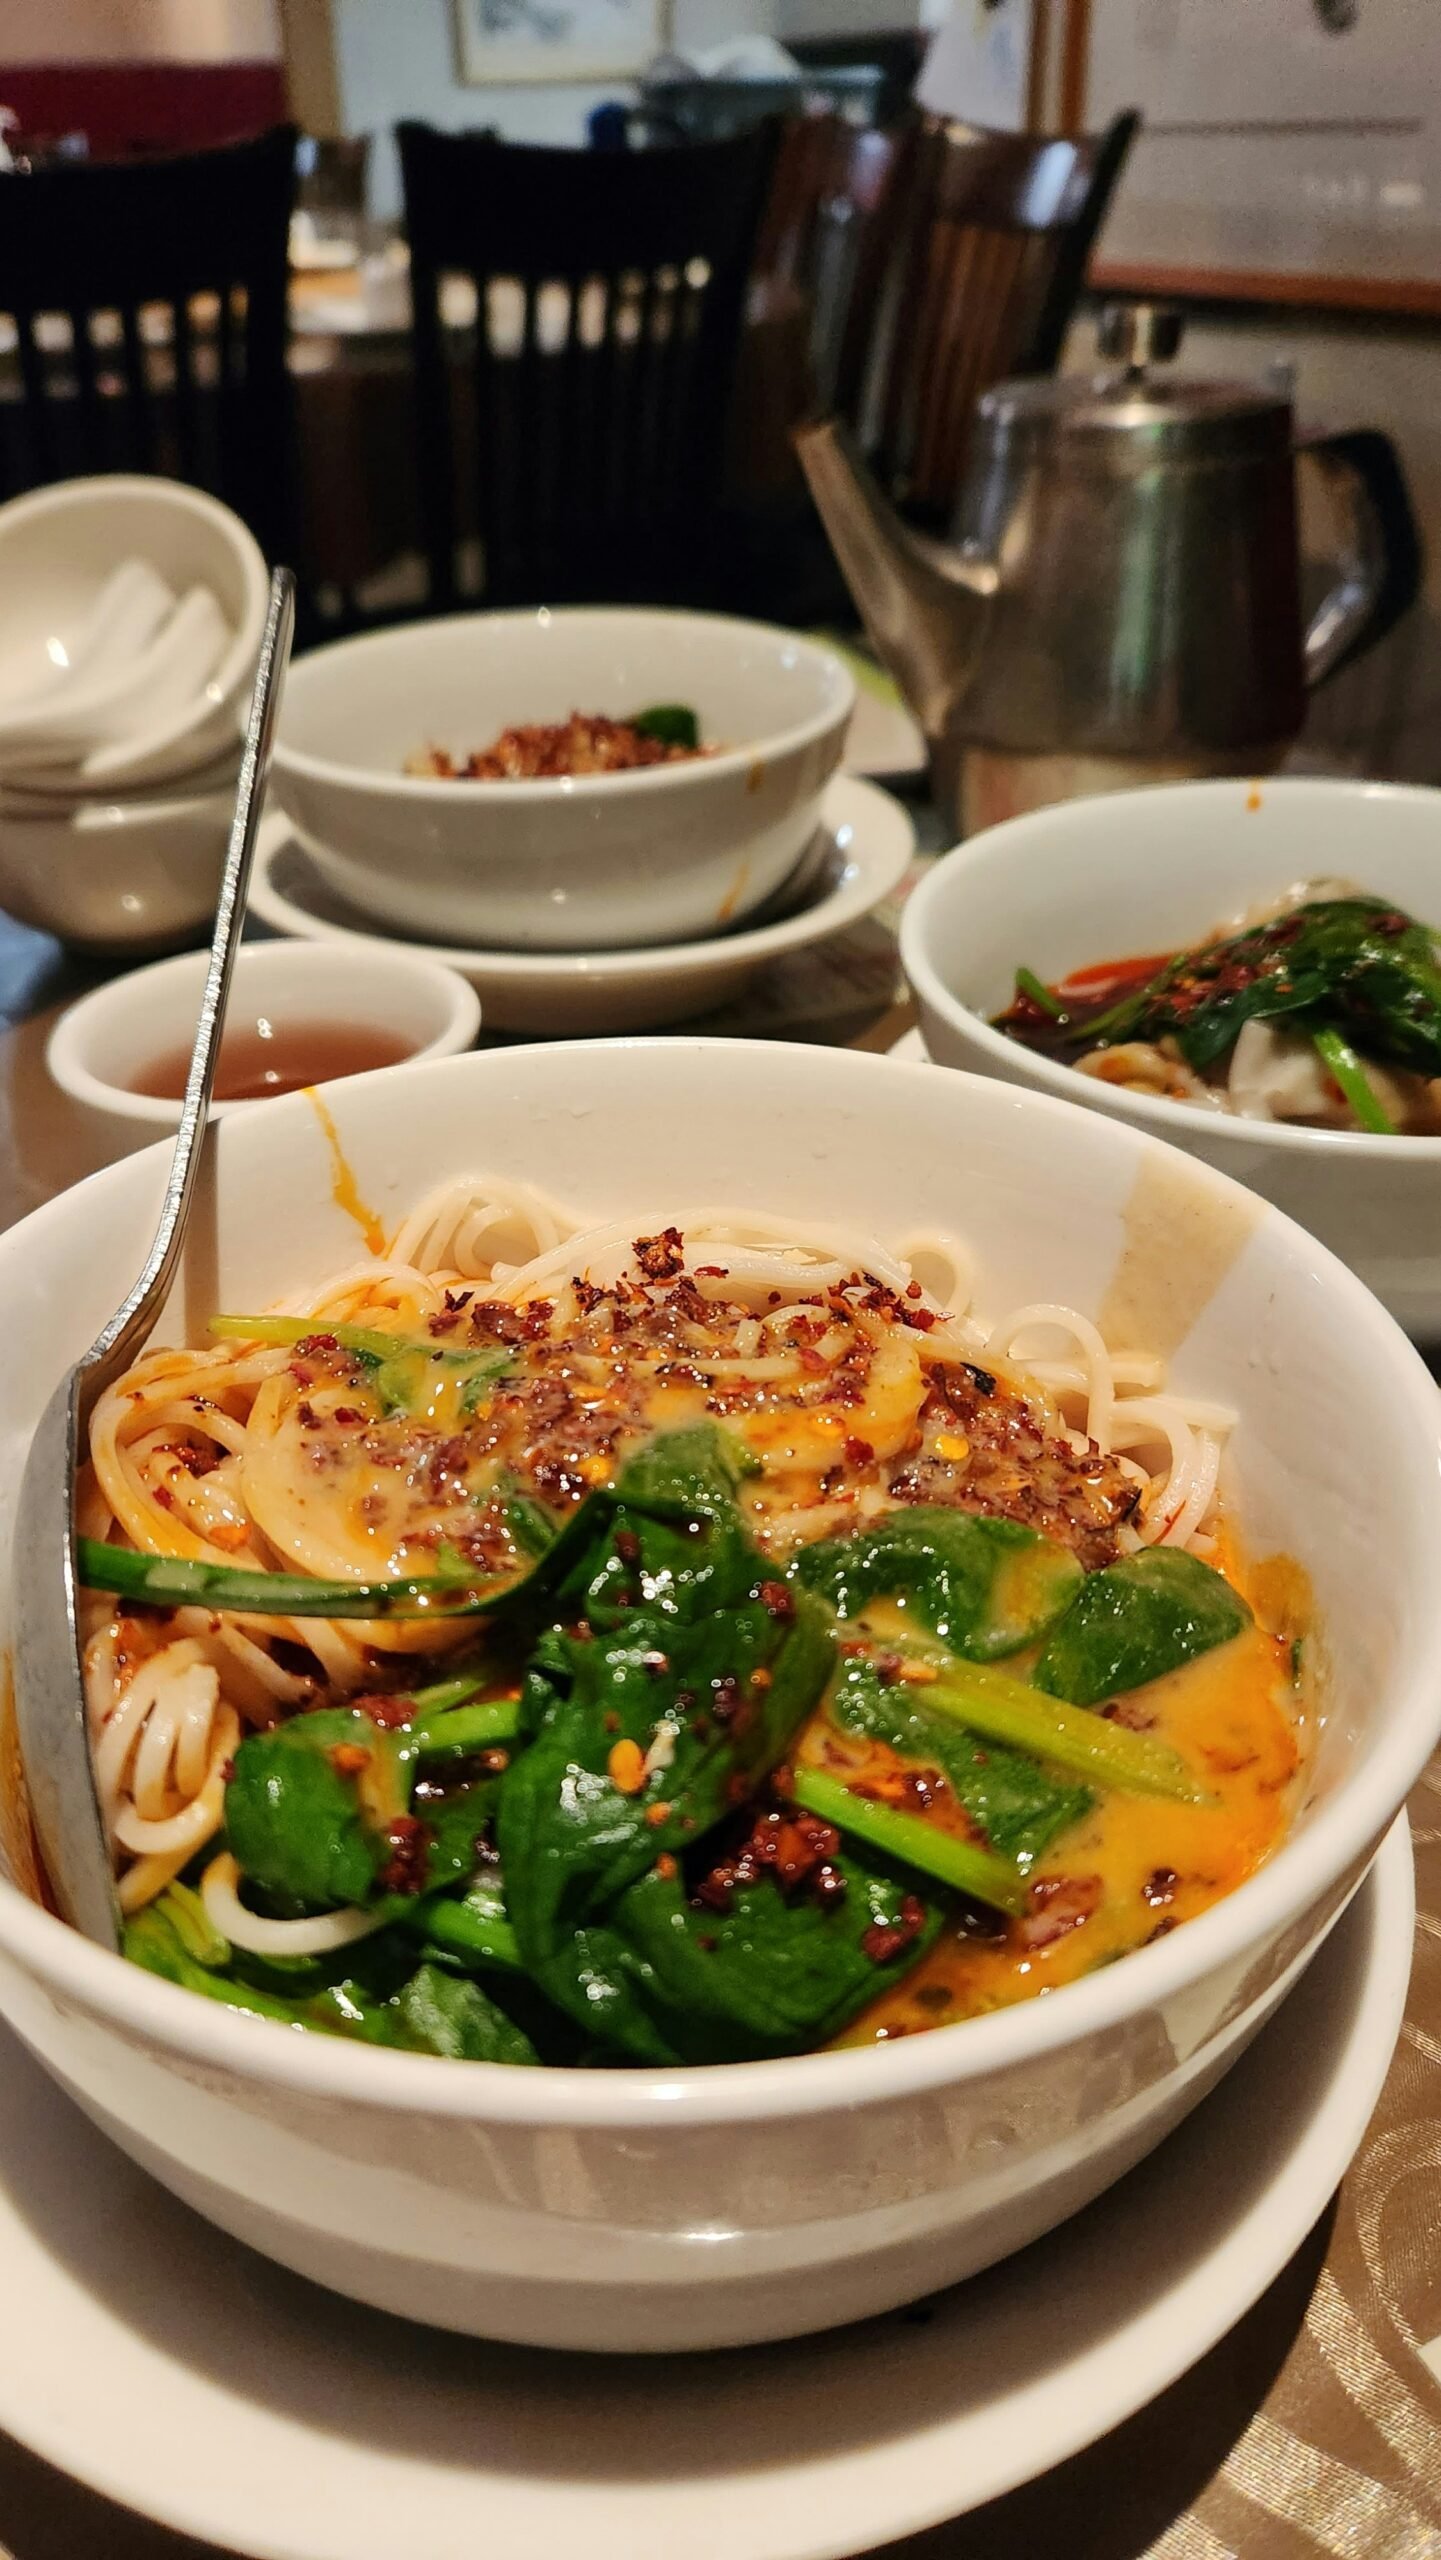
250;774;914;1034
0;1821;1409;2560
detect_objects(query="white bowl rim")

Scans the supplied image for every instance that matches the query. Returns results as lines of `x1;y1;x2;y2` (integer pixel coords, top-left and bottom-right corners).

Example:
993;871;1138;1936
273;607;856;804
902;776;1441;1166
45;940;482;1126
1;1038;1438;2130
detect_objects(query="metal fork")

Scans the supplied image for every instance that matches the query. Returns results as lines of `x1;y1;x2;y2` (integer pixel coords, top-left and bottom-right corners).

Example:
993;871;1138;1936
12;568;295;1948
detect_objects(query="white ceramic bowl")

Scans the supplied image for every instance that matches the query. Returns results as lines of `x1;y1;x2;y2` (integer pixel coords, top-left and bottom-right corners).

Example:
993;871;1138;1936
0;755;240;953
271;610;855;950
901;778;1441;1338
0;1041;1438;2354
0;477;269;793
46;939;481;1161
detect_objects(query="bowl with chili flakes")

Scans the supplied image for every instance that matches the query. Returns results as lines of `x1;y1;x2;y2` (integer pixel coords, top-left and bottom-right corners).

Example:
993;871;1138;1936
272;608;854;951
1;1037;1439;2354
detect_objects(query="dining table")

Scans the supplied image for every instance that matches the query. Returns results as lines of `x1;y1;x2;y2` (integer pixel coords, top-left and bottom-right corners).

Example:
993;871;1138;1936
2;773;1441;2559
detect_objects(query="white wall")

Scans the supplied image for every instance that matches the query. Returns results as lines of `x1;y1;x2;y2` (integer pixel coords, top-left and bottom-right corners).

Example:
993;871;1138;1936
331;0;780;216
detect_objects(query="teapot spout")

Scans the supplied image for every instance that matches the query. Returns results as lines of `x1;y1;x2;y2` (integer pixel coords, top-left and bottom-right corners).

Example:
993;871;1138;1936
795;419;997;769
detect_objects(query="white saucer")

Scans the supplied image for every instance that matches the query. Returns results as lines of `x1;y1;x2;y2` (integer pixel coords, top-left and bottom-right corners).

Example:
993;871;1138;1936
250;775;915;1037
0;1823;1411;2560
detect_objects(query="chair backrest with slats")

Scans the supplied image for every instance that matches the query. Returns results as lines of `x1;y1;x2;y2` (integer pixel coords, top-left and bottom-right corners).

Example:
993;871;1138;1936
756;113;897;406
835;110;1138;515
396;122;777;611
0;126;297;559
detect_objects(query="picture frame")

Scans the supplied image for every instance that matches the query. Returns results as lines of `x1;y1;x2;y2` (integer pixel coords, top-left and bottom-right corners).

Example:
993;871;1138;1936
1075;0;1441;317
452;0;667;86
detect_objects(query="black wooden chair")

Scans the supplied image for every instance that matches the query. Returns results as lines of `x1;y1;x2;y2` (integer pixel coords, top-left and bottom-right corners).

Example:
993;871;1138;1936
395;122;778;611
835;109;1139;517
0;126;297;560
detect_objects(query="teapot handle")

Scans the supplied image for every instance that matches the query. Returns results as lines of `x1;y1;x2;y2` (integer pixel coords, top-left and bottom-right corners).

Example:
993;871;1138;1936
1299;428;1422;689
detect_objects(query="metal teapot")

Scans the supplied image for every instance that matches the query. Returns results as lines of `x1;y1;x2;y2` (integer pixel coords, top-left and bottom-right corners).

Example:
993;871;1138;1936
796;305;1421;833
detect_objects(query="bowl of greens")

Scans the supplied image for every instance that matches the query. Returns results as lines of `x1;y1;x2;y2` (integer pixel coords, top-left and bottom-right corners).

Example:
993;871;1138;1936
272;609;853;950
902;777;1441;1336
0;1037;1438;2352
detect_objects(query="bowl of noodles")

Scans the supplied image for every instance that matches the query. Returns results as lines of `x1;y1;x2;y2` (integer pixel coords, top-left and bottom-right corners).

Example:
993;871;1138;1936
0;1038;1437;2353
900;776;1441;1337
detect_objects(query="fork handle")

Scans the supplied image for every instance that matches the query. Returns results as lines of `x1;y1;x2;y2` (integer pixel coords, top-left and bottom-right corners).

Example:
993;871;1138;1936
79;568;296;1407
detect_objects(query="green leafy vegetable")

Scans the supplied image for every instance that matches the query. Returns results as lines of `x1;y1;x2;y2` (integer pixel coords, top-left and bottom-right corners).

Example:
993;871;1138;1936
542;1842;943;2064
224;1708;412;1914
829;1656;1092;1863
125;1900;538;2062
628;702;700;750
77;1538;509;1621
791;1768;1028;1915
1014;966;1070;1022
407;1697;522;1758
792;1507;1082;1657
210;1313;512;1420
1311;1024;1395;1134
392;1964;538;2065
922;1659;1206;1802
1009;897;1441;1082
499;1426;835;1988
1034;1547;1251;1707
404;1871;521;1972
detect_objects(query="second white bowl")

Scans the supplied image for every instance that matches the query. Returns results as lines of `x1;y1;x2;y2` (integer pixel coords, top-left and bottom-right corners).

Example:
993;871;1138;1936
901;777;1441;1337
272;609;855;950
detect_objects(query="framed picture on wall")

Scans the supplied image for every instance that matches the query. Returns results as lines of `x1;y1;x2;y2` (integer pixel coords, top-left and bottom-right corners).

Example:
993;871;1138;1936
1077;0;1441;315
452;0;666;83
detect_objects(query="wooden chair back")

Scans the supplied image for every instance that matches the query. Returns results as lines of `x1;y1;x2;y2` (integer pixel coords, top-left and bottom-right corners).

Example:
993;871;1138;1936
835;110;1138;514
0;126;297;559
396;122;777;611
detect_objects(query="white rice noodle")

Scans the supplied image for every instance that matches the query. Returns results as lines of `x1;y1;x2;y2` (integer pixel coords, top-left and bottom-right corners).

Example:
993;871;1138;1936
986;1305;1117;1453
1108;1396;1223;1547
201;1851;383;1958
389;1175;572;1281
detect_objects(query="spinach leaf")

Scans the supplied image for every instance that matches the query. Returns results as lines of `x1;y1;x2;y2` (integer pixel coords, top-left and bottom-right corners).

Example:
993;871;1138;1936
498;1425;835;1978
224;1708;412;1914
408;1778;498;1899
392;1964;538;2065
126;1900;540;2064
1070;898;1441;1078
791;1507;1082;1656
830;1657;1091;1867
124;1897;399;2040
1034;1547;1252;1706
403;1868;520;1971
536;1842;942;2064
629;702;700;750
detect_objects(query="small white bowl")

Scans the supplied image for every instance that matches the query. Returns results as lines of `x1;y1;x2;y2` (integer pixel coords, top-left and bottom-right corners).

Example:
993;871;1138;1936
901;777;1441;1337
0;476;269;795
1;1040;1439;2353
0;757;240;953
271;608;855;950
46;940;481;1162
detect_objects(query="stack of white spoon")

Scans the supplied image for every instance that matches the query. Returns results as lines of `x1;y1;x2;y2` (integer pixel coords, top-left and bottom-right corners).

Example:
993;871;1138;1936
0;475;269;951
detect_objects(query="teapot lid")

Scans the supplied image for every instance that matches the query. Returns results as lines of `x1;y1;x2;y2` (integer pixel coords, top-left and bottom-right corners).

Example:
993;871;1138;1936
978;303;1291;466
